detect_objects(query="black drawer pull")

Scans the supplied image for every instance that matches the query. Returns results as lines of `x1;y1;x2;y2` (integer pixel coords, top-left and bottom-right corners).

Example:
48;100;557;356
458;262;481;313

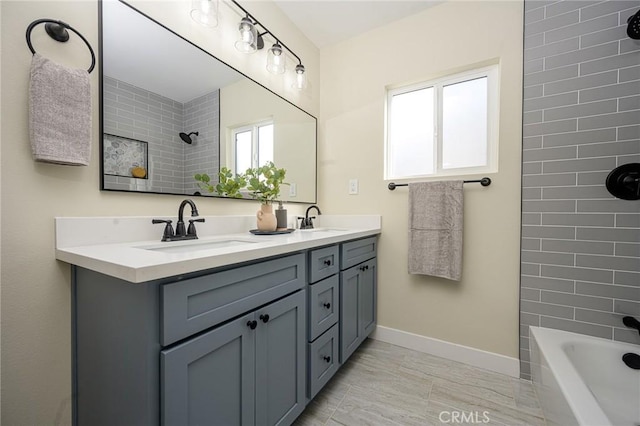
323;259;332;266
247;320;257;330
323;302;331;309
259;314;270;323
323;356;331;363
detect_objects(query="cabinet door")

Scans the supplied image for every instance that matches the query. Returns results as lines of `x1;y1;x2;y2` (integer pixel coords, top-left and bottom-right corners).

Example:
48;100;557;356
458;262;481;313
339;266;361;363
255;290;306;426
340;258;377;364
161;312;256;426
360;258;377;337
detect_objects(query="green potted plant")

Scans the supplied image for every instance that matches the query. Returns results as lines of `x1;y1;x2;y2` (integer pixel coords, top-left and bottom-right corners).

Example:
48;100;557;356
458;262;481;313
195;162;288;232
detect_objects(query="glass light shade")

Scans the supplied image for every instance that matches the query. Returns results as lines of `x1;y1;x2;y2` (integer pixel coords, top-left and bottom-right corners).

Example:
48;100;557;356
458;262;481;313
292;64;308;90
190;0;218;27
266;43;285;74
235;17;257;53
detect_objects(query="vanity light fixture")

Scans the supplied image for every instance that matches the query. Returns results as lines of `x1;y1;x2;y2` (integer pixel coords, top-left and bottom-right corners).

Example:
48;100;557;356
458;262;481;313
266;42;285;74
293;64;307;90
228;0;308;90
235;16;262;53
190;0;219;28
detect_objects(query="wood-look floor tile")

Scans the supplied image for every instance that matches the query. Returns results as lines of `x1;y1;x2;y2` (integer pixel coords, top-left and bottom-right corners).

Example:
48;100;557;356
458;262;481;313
330;384;430;426
295;375;351;425
429;363;515;408
511;378;544;417
430;381;546;426
298;339;545;426
426;400;507;426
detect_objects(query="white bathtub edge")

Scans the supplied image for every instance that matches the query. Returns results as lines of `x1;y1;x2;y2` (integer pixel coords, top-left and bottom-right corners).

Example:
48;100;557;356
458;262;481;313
529;326;612;426
371;325;520;377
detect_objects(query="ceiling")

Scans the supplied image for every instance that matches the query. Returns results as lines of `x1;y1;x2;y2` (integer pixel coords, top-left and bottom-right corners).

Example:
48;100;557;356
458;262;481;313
273;0;443;48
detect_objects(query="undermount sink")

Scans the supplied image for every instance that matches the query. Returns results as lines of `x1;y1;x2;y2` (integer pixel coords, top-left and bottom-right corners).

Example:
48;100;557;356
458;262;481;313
141;238;258;254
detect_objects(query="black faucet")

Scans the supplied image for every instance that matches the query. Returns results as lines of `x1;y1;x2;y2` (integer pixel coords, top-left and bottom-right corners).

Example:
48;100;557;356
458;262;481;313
623;316;640;336
152;199;204;242
300;205;321;229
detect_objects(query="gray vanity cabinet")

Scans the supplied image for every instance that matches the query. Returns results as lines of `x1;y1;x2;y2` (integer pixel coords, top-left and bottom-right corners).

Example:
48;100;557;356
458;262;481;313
339;237;378;363
73;253;306;426
72;235;377;426
161;290;306;426
306;245;341;399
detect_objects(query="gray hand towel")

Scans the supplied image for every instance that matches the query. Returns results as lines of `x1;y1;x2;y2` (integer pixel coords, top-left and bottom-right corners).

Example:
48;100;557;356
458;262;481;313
408;181;464;281
29;53;91;165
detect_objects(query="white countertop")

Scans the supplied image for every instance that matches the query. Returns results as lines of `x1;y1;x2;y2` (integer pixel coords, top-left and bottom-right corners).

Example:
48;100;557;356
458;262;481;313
55;215;381;283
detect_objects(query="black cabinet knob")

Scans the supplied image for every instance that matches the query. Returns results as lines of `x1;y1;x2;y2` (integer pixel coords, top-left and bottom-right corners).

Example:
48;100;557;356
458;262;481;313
323;356;331;363
324;259;332;266
323;302;331;309
259;314;270;323
247;320;257;330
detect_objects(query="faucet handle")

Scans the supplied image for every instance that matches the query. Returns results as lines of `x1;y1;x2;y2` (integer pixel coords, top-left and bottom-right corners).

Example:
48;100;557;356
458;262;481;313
152;219;174;241
187;218;205;237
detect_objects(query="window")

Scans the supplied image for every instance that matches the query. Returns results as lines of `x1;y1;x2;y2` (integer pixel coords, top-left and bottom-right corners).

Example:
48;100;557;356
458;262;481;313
232;121;274;173
385;65;499;180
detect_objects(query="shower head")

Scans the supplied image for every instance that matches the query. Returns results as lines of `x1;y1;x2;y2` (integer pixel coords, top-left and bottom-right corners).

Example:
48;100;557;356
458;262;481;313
179;131;199;144
627;9;640;39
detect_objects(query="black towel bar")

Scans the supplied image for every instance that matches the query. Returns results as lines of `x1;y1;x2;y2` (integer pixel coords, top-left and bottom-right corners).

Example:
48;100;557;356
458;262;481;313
388;177;491;190
26;18;96;74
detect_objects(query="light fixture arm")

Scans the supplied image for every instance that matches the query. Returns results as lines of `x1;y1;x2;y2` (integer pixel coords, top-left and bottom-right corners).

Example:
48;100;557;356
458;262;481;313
231;0;303;65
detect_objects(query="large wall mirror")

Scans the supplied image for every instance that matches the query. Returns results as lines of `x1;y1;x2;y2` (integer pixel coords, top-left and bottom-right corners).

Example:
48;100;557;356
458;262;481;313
100;0;317;203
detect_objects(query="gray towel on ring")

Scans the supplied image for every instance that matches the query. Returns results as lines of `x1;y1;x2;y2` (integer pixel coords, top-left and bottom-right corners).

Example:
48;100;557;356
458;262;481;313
408;181;464;281
29;53;91;165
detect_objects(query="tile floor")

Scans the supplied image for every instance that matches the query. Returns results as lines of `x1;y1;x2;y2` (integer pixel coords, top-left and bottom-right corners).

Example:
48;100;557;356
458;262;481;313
295;338;546;426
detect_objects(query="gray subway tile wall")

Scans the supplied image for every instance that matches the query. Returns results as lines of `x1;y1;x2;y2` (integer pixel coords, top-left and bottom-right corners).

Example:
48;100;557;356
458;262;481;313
103;76;220;195
520;0;640;380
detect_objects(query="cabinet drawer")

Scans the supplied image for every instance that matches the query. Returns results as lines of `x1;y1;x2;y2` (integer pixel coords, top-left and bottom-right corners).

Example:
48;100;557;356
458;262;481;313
308;245;339;283
308;275;339;341
340;237;377;270
307;324;339;399
161;253;305;346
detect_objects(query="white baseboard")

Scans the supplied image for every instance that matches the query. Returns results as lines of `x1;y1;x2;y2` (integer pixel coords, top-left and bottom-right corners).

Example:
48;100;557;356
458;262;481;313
371;325;520;378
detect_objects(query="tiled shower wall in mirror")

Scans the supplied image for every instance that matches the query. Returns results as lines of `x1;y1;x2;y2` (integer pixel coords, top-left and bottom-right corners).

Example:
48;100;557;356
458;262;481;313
103;76;219;194
520;0;640;379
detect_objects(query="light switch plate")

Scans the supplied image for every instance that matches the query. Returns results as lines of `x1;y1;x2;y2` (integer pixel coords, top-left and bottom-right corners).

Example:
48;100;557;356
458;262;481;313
289;183;297;197
349;179;358;195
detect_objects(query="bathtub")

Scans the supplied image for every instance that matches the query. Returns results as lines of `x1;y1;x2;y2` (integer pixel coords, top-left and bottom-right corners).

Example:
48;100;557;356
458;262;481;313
530;326;640;426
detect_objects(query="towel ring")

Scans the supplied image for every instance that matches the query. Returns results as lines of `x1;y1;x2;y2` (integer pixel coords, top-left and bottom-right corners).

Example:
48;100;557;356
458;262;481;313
26;19;95;74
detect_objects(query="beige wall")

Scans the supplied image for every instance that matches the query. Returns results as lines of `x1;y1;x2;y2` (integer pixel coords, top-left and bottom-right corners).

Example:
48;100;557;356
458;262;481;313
318;1;523;356
0;1;318;424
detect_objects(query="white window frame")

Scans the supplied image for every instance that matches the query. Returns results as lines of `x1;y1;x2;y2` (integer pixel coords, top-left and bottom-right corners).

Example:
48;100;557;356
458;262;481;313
230;119;274;174
384;64;499;180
